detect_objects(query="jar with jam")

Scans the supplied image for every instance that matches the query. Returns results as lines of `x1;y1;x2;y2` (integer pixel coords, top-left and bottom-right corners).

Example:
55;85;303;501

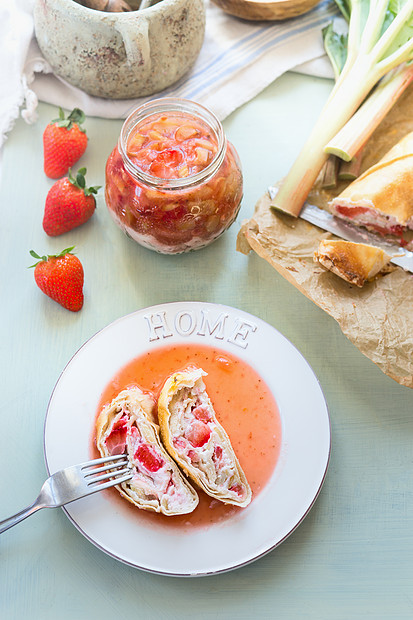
105;98;243;254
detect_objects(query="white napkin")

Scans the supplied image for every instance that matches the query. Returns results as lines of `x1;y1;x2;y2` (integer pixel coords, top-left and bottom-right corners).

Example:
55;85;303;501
1;0;336;149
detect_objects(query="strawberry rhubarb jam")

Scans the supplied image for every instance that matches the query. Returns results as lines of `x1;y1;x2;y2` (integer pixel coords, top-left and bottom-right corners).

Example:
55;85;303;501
93;343;281;530
105;98;243;254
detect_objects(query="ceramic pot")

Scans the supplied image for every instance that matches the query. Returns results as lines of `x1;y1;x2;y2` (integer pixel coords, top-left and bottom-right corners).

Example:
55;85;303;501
33;0;206;99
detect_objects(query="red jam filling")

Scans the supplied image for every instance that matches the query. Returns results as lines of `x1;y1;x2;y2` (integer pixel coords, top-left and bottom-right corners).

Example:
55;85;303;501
105;110;243;253
335;204;405;240
126;113;217;179
370;223;404;237
335;205;368;218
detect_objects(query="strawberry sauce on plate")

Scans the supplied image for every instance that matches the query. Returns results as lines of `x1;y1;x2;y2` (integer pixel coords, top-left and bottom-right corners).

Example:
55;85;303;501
92;343;281;530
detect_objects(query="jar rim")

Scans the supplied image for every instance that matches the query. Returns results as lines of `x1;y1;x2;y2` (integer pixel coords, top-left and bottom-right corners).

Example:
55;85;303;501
118;97;226;190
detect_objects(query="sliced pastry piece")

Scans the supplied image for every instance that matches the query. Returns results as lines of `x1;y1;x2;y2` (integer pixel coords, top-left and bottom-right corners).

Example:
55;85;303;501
158;367;252;508
314;239;391;287
96;387;199;516
329;131;413;238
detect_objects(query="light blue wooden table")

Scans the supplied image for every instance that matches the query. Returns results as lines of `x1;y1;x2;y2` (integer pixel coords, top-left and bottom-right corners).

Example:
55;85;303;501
1;72;412;619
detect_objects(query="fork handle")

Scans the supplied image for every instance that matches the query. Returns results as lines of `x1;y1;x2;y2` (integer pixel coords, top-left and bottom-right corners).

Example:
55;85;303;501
0;501;44;534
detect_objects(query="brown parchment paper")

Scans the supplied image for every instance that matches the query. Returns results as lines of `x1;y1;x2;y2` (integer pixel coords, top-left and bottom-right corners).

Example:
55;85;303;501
237;84;413;388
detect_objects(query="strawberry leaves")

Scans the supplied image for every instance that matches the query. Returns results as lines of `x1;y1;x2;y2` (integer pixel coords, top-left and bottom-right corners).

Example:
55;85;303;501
29;247;76;268
68;167;101;196
51;107;86;132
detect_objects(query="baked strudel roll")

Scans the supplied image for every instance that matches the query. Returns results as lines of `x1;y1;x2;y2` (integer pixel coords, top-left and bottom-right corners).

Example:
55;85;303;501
158;367;252;508
329;131;413;236
96;387;199;515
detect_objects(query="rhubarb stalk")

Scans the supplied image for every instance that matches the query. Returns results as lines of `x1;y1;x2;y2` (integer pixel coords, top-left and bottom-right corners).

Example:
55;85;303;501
271;0;413;217
325;63;413;161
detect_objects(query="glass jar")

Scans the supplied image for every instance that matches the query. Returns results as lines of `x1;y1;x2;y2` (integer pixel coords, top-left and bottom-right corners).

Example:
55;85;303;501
105;98;243;254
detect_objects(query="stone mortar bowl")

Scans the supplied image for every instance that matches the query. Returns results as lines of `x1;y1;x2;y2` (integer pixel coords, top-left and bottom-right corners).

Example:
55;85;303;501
33;0;206;99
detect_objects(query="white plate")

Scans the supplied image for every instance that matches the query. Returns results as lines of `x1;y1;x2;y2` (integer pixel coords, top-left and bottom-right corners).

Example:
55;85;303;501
44;302;330;576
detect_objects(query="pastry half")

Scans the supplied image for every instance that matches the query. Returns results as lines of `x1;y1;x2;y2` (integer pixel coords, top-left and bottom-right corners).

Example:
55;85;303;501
314;239;391;287
158;367;252;508
329;131;413;235
96;387;199;516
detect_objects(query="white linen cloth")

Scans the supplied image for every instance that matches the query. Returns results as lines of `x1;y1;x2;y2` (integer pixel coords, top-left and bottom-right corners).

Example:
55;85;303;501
1;0;337;149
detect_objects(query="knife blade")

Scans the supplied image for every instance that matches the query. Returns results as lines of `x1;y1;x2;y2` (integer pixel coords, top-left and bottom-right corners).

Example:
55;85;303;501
268;186;413;274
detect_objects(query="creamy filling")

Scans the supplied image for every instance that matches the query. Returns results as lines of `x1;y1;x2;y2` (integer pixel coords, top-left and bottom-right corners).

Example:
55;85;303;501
331;203;408;239
170;386;247;501
104;407;192;512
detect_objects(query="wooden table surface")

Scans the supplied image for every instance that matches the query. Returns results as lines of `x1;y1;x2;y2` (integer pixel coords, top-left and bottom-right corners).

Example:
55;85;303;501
0;71;412;619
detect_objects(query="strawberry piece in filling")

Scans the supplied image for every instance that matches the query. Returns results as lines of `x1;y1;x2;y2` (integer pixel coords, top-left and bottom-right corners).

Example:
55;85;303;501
184;420;211;448
334;205;368;218
134;444;164;472
335;204;405;239
192;404;212;422
173;436;187;451
371;223;404;237
229;483;245;497
187;449;200;463
213;445;223;462
105;417;127;455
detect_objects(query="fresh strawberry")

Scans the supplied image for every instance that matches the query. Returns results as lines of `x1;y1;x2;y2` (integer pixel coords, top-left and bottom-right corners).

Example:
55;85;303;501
43;168;101;236
43;108;88;179
29;247;84;312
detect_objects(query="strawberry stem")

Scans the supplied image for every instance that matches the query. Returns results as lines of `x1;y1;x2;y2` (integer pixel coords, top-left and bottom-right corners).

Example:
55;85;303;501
28;246;76;268
68;168;101;196
51;107;86;132
68;108;85;125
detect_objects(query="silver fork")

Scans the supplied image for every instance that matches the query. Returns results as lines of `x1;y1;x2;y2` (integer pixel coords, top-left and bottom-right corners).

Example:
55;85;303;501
0;455;132;534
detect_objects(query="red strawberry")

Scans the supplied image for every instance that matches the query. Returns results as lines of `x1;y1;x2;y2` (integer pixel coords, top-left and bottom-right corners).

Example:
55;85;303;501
29;247;84;312
43;108;88;179
43;168;101;236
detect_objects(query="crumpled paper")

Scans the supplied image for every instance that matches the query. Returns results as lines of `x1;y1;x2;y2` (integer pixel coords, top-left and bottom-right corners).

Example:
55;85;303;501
237;84;413;388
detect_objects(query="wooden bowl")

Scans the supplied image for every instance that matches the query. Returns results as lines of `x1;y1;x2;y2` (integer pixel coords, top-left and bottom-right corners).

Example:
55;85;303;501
211;0;321;21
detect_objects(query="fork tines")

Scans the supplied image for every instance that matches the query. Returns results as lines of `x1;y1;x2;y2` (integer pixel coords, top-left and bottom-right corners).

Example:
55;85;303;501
80;455;132;489
80;454;128;470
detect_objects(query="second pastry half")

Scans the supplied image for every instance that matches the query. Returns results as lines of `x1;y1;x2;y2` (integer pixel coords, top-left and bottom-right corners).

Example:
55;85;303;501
158;367;252;508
